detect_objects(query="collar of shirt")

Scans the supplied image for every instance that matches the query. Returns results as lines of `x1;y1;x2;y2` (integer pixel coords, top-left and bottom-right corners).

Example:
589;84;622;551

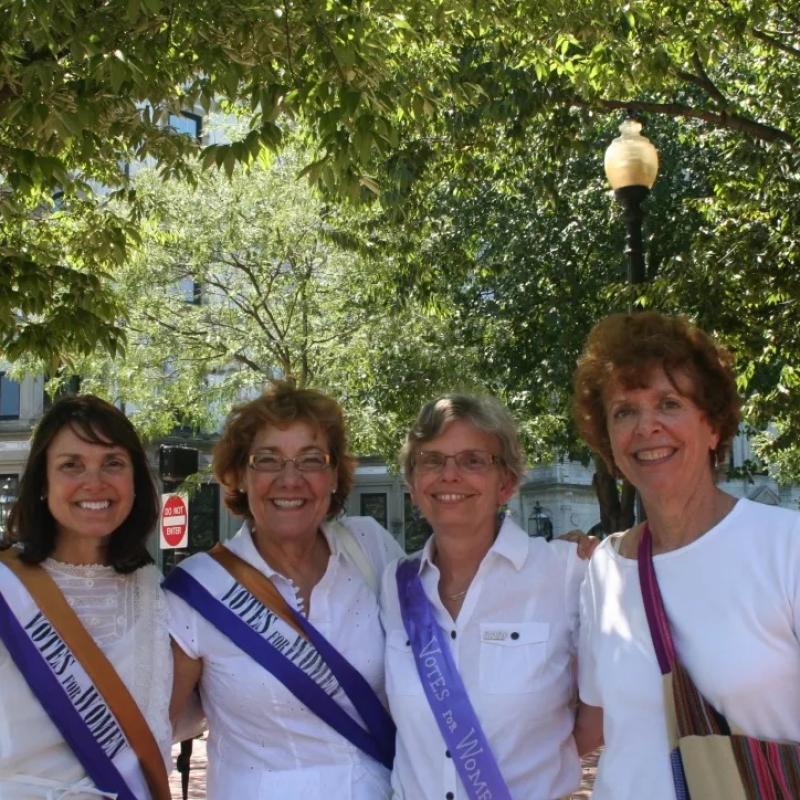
416;515;530;578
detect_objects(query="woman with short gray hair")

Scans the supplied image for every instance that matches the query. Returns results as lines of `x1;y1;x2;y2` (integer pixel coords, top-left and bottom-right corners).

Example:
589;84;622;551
383;393;601;800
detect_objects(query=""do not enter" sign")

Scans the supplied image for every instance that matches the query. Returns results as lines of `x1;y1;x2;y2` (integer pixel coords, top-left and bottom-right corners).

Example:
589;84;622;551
160;493;189;549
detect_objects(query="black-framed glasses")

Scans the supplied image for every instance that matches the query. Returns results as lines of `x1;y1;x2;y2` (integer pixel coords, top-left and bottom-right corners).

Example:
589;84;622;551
415;449;502;474
247;451;332;473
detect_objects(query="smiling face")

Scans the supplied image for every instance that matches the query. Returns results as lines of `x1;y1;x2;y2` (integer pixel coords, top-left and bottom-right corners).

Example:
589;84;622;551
604;366;720;502
45;425;136;556
241;421;337;545
409;418;516;538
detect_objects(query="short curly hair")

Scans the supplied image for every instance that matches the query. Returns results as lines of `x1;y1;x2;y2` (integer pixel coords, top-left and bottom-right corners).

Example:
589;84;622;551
572;312;741;474
400;393;526;487
213;381;355;522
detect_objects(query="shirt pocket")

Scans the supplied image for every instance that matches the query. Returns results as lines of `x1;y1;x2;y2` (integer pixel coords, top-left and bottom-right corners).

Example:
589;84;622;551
479;621;550;694
385;628;423;696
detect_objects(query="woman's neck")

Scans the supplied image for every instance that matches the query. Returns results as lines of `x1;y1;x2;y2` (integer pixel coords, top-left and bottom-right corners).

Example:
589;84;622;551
432;520;498;617
643;485;736;554
251;525;330;611
253;525;323;569
51;534;109;566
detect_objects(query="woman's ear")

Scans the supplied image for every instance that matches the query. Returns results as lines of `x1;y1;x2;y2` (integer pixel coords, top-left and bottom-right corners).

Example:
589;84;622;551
498;469;518;506
405;476;418;507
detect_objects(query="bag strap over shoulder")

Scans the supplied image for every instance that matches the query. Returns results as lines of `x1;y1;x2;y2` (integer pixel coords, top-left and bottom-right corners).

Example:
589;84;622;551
637;527;731;738
208;544;307;638
328;520;378;595
0;549;171;800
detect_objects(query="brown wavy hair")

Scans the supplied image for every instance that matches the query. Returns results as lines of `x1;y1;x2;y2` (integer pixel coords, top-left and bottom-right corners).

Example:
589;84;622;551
213;381;355;522
572;312;741;474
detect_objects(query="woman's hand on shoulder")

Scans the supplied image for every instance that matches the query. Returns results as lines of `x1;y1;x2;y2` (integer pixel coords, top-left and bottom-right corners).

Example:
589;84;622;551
557;530;600;560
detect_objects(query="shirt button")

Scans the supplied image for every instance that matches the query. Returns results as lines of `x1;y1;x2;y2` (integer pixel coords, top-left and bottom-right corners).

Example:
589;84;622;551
446;793;454;799
445;749;451;758
450;630;456;639
511;631;520;640
406;640;410;646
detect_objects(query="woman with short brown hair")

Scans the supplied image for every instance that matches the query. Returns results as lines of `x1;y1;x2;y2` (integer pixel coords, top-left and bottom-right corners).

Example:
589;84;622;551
166;381;402;800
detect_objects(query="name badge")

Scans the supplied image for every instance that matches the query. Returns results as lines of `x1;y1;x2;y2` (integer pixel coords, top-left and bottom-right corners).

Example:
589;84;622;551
482;629;509;641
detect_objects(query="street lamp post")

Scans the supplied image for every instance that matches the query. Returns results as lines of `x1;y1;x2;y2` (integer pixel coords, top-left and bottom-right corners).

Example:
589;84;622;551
604;118;660;286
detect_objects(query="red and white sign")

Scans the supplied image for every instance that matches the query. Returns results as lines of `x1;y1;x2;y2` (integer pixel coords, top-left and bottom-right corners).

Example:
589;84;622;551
160;493;188;549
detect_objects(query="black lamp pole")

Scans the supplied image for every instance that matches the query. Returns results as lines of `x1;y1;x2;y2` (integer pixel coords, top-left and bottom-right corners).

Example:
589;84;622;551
614;184;650;285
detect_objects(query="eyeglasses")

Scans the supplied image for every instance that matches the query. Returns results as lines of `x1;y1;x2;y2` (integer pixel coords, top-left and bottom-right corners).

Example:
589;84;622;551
247;451;332;473
415;449;502;474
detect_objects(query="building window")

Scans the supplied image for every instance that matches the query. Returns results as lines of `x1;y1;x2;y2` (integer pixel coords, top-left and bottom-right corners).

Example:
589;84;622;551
360;492;388;530
168;112;202;141
176;274;202;304
0;374;20;419
404;493;432;553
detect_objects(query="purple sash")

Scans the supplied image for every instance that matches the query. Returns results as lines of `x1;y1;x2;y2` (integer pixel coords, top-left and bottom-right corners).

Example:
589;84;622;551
163;566;395;768
396;559;512;800
0;581;140;800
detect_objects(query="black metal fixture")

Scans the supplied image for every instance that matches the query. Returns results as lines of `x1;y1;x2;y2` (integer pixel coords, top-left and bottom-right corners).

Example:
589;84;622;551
0;476;16;544
158;444;200;800
528;501;554;541
604;118;659;286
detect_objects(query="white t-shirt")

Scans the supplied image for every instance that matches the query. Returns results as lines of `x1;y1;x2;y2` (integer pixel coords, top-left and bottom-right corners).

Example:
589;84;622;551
0;561;172;799
381;516;586;800
166;516;403;800
579;498;800;800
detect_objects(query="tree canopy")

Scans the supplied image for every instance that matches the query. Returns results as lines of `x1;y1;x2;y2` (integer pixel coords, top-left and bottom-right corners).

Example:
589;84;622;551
46;127;482;460
6;0;800;501
5;0;800;361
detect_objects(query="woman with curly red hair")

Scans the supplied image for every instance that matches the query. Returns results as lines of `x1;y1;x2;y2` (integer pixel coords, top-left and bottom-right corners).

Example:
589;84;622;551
573;312;800;799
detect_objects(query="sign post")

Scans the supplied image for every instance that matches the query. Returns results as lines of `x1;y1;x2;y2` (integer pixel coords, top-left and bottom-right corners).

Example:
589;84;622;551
160;493;189;550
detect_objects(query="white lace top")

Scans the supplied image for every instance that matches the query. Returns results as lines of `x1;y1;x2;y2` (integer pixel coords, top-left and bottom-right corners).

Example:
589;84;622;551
0;561;172;799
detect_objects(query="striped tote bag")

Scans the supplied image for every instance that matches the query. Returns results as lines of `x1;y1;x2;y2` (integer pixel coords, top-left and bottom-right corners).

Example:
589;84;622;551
638;524;800;800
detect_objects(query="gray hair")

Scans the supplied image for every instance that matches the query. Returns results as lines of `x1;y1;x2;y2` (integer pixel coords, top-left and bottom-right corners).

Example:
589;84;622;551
400;394;526;484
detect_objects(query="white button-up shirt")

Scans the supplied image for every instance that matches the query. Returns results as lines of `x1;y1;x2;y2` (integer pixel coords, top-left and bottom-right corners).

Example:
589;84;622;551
381;516;586;800
167;516;403;800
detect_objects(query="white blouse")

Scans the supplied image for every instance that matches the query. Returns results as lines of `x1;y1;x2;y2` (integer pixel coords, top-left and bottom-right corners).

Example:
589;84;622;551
381;516;587;800
0;561;173;799
166;516;404;800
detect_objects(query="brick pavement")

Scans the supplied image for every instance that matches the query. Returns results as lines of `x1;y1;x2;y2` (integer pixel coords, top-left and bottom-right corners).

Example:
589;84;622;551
169;737;600;799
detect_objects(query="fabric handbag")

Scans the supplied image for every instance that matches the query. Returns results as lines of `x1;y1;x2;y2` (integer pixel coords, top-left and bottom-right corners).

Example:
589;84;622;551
638;524;800;800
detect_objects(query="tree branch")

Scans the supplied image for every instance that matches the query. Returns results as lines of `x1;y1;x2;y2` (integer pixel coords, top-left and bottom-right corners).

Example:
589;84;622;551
674;53;730;108
751;27;800;59
571;95;795;146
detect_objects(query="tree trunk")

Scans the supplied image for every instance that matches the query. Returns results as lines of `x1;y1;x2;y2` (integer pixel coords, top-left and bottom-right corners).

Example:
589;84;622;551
591;454;636;535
